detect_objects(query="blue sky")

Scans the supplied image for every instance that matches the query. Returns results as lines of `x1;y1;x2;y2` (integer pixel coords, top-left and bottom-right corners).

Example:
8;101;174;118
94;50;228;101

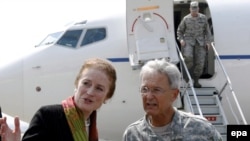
0;0;123;64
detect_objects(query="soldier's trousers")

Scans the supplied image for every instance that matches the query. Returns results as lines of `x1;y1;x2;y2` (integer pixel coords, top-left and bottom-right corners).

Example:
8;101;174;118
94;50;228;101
181;42;206;79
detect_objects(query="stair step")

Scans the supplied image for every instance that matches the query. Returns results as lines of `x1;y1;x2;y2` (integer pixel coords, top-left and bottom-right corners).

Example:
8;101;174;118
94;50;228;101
214;125;227;134
221;135;227;141
193;105;220;115
204;115;224;124
187;87;217;96
190;95;217;105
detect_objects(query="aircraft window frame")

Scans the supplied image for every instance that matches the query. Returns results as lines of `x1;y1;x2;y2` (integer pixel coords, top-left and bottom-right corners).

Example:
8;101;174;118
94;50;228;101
56;29;83;48
36;31;63;47
81;28;106;46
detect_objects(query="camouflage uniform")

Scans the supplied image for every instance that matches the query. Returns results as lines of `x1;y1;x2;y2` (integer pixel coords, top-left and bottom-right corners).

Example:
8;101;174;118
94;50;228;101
177;13;212;81
123;108;222;141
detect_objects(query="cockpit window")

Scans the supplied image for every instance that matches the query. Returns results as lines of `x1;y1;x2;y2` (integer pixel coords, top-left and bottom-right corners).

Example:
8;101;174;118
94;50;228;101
81;28;106;46
36;31;63;47
56;30;83;48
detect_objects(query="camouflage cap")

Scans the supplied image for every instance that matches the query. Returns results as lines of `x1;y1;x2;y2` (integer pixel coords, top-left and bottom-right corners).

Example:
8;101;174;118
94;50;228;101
190;1;199;11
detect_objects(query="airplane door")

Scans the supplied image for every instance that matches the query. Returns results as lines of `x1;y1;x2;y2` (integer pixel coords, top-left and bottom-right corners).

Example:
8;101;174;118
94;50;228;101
174;1;215;78
126;0;179;68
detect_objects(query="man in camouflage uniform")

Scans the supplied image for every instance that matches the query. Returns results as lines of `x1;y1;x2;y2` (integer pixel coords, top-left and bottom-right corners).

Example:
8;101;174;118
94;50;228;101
123;59;222;141
177;1;212;88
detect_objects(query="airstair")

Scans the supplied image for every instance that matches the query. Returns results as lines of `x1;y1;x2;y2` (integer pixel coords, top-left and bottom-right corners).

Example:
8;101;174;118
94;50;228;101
179;43;247;141
182;87;227;140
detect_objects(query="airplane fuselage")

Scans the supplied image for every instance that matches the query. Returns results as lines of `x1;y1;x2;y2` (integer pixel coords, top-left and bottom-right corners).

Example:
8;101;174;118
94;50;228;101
0;0;250;140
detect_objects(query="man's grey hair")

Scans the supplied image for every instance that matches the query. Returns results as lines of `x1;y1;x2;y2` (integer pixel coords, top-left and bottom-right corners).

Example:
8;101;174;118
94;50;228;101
140;58;181;89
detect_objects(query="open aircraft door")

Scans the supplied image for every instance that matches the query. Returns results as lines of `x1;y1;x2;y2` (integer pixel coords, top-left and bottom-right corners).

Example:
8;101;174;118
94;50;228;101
126;0;179;69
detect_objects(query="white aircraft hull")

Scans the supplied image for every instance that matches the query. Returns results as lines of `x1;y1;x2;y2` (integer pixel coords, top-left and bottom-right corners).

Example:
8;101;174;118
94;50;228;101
1;0;250;140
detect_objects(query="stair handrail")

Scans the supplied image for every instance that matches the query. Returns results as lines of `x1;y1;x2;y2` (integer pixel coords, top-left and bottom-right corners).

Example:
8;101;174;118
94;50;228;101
175;43;203;117
211;42;247;124
215;96;229;125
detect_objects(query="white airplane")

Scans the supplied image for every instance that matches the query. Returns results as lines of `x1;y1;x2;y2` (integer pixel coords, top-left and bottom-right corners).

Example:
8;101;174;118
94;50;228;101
0;0;250;140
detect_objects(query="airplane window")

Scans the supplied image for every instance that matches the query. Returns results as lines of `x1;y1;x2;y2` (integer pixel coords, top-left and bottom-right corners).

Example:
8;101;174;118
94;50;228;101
56;30;83;48
36;31;63;47
81;28;106;46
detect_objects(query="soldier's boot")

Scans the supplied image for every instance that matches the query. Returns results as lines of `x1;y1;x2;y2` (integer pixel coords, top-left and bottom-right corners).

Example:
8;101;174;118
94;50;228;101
194;77;202;88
